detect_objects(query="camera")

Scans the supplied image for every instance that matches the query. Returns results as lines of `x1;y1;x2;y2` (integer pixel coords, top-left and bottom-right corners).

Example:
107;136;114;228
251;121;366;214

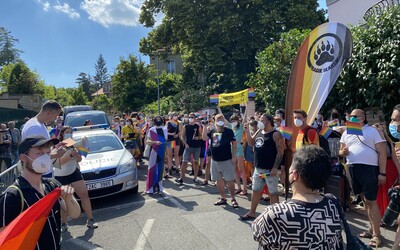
382;187;400;227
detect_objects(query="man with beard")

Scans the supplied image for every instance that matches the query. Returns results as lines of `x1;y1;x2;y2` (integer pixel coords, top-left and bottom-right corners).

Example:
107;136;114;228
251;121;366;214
202;114;238;208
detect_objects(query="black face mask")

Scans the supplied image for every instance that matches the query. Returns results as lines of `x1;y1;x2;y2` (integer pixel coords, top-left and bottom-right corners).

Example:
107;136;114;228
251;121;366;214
154;121;163;126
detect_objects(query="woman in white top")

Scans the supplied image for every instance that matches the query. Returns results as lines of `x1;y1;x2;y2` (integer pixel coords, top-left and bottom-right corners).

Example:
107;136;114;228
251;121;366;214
54;126;98;231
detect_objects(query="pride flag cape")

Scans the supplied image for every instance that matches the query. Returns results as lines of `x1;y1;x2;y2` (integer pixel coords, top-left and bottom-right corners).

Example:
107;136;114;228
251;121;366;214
0;188;61;249
346;121;363;135
320;126;333;139
279;126;293;140
146;129;167;193
285;22;352;149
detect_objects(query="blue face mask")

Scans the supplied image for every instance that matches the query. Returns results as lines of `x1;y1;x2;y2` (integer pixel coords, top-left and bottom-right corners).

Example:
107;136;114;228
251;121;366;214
389;124;400;139
349;116;359;123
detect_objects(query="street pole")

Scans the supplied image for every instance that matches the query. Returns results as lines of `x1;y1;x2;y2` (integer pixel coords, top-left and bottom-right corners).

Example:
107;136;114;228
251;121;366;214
157;52;160;115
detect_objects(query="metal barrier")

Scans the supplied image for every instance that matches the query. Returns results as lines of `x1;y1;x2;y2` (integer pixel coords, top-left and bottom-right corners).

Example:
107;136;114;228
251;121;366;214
0;164;20;193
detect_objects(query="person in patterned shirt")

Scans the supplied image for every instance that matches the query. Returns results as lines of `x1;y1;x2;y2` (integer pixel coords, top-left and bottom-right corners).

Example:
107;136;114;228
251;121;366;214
252;145;343;249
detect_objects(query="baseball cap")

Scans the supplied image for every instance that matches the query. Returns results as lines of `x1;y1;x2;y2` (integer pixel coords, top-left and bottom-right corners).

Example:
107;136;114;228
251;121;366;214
19;135;59;155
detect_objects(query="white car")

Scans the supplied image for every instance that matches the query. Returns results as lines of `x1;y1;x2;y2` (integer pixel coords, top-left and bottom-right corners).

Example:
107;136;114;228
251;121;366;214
72;126;138;199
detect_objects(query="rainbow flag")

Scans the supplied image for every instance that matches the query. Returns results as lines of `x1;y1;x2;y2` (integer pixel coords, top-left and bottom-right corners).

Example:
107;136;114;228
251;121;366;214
166;141;176;149
320;126;333;139
258;172;270;179
77;146;89;157
248;88;256;97
210;94;219;103
328;119;339;127
279;125;293;140
49;128;56;139
0;188;61;249
284;22;352;151
346;121;363;136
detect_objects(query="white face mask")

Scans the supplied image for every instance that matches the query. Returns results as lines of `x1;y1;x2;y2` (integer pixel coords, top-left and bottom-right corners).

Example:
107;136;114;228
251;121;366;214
189;118;194;123
257;121;265;130
120;122;124;126
173;116;178;120
294;118;303;127
64;133;72;139
273;122;278;128
231;121;238;127
216;121;225;127
28;154;53;174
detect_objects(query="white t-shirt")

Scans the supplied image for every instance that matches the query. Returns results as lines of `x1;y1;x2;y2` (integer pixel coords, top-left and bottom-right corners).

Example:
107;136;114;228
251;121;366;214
340;125;385;166
21;117;53;176
21;117;49;140
53;150;79;177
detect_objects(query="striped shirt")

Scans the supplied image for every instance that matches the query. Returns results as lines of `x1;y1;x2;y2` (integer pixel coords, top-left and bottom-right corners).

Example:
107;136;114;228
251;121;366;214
0;176;61;250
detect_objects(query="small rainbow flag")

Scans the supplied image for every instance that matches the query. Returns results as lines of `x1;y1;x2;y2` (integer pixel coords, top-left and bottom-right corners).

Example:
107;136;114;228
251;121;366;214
346;121;363;136
328;119;339;127
248;88;256;97
320;126;333;139
210;94;219;103
167;141;176;149
279;125;293;140
77;146;89;157
49;128;56;138
258;172;270;179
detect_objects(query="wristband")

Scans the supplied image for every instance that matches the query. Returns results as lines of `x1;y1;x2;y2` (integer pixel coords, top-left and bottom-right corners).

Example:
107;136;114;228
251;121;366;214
379;173;386;176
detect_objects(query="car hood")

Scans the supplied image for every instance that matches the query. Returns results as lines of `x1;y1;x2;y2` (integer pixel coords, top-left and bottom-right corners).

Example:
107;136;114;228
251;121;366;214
78;149;131;173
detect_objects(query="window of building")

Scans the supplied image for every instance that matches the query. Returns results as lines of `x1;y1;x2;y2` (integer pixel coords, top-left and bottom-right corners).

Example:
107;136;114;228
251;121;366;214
166;60;176;74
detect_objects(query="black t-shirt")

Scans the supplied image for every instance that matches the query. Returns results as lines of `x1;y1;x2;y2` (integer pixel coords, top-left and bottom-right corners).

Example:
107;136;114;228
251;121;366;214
207;128;236;161
0;176;62;250
185;124;201;148
254;130;278;170
167;121;180;141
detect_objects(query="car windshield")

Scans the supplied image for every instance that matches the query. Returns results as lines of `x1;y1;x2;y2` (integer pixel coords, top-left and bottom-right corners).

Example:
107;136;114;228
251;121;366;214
74;133;123;154
65;113;108;127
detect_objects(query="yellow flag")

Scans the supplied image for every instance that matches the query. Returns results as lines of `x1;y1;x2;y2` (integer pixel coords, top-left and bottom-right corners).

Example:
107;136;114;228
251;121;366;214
218;89;248;107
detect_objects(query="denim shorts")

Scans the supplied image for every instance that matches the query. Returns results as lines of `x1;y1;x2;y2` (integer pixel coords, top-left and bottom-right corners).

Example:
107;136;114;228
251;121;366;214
244;145;254;162
125;140;137;149
252;168;279;194
183;147;201;162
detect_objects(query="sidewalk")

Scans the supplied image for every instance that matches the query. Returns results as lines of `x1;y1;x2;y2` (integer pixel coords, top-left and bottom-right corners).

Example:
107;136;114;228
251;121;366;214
340;205;396;249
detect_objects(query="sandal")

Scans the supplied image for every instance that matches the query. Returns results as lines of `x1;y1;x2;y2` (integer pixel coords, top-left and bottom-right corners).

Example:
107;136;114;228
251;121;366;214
239;214;255;221
239;191;248;196
359;231;373;239
369;235;382;248
214;197;227;206
235;189;243;194
231;199;239;208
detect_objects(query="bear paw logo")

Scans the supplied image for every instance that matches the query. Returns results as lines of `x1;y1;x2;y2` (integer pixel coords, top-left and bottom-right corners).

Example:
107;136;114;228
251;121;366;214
314;41;335;66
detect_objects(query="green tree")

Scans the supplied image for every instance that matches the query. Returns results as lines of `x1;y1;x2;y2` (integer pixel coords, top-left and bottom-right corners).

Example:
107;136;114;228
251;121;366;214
55;87;74;106
76;72;92;100
140;0;326;93
94;54;111;90
8;62;37;94
247;28;310;112
70;85;89;105
324;5;400;119
0;63;14;92
111;55;155;112
0;27;22;67
91;95;112;113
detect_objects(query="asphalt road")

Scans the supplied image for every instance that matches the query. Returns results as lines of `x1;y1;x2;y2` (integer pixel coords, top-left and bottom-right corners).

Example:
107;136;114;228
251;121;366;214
61;162;398;250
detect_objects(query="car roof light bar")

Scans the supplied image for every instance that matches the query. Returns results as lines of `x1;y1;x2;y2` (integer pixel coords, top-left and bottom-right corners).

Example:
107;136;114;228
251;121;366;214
72;124;109;131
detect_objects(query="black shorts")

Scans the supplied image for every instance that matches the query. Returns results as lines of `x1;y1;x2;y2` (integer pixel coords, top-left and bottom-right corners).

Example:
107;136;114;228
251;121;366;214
125;140;137;149
55;168;83;185
347;164;379;201
200;141;206;159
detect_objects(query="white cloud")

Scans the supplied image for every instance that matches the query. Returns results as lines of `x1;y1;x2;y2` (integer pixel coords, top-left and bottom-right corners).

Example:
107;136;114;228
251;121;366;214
80;0;143;27
54;3;80;19
35;0;50;12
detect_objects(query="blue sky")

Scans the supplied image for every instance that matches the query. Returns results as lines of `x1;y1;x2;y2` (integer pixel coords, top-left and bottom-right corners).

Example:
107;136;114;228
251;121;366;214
0;0;327;88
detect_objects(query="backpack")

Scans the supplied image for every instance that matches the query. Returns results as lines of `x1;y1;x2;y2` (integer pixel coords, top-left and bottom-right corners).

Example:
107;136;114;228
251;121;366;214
302;127;331;156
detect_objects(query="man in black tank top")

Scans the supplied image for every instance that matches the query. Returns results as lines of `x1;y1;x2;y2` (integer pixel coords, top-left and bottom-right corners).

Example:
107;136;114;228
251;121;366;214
240;114;285;220
176;113;202;185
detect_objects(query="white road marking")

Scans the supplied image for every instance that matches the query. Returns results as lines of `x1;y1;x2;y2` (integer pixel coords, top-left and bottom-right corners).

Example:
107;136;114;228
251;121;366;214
66;237;104;250
162;191;188;211
134;219;155;250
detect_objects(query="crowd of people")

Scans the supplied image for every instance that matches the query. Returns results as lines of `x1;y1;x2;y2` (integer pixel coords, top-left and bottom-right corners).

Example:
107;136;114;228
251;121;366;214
1;99;400;249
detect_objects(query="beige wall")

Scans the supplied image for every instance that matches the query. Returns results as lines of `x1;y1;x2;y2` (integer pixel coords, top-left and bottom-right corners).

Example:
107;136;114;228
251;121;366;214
150;54;184;75
0;93;42;112
0;99;18;109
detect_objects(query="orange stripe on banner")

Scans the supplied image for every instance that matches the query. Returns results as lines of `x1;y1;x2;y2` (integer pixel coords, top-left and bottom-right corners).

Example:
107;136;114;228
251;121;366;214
1;218;46;249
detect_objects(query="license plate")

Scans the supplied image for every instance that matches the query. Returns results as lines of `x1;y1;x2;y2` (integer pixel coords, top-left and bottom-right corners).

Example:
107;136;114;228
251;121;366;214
86;180;113;190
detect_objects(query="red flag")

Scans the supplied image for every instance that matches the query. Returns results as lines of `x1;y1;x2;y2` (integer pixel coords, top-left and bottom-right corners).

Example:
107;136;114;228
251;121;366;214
0;188;61;249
